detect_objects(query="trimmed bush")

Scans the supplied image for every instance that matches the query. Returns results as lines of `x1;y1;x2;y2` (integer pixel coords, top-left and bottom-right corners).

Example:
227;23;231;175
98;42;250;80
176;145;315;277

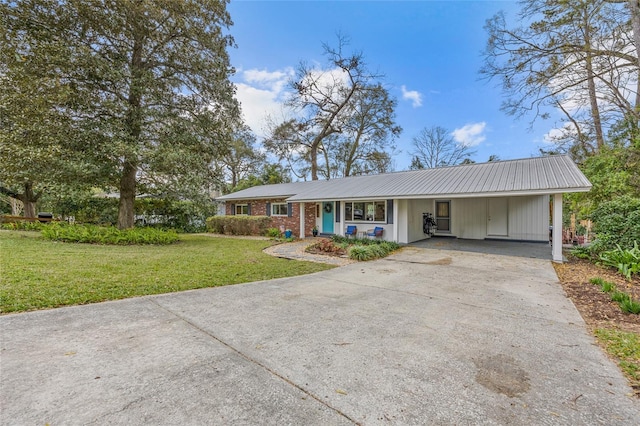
41;223;179;245
206;215;272;236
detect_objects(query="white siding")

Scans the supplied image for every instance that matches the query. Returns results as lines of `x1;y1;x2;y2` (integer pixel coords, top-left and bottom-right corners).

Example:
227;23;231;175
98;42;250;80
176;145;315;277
400;195;549;244
407;199;432;243
508;195;549;241
455;198;487;239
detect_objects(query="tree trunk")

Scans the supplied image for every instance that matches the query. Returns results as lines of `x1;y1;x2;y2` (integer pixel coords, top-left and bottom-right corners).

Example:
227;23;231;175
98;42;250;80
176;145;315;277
629;0;640;117
117;160;137;229
21;182;38;218
583;11;605;151
117;26;144;229
310;143;319;180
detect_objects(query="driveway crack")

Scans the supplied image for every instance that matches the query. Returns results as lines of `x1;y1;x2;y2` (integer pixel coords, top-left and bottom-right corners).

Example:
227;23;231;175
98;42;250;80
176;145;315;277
148;298;360;425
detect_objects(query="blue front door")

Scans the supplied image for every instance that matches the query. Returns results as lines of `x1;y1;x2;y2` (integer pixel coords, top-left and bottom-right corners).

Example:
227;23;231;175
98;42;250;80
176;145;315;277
322;202;334;234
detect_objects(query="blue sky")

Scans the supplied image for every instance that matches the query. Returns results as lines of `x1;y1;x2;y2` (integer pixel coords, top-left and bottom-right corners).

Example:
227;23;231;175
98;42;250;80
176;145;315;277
227;0;559;171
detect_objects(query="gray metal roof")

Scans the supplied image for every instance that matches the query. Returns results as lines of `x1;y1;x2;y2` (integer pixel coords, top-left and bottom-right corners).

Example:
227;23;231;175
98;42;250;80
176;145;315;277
216;156;591;202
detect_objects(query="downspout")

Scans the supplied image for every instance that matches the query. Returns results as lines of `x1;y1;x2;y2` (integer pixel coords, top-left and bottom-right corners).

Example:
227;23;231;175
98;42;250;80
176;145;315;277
299;202;305;238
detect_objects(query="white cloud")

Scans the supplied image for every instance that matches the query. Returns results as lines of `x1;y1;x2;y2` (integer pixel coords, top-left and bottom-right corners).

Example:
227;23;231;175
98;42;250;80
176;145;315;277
452;122;487;147
234;68;294;137
401;85;423;108
543;122;579;144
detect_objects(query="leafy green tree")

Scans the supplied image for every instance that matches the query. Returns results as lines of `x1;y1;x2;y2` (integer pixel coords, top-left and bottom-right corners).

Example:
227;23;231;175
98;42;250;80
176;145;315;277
232;163;291;192
0;6;105;217
2;0;239;228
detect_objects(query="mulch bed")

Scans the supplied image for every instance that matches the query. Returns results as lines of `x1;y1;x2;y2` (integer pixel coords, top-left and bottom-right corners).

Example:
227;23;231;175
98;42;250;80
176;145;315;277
553;256;640;334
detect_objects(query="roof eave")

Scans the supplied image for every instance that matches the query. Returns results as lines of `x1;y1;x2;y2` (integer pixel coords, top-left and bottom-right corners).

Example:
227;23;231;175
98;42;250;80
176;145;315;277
287;186;592;202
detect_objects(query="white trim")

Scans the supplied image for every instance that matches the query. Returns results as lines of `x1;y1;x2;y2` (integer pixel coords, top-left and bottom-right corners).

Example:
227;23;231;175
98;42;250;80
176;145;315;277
270;202;288;216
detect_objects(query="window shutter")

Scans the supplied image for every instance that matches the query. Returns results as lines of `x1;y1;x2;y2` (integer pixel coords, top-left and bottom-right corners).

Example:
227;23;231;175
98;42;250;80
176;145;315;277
335;201;340;222
247;204;252;215
386;200;394;224
287;203;293;217
231;203;236;215
266;202;271;216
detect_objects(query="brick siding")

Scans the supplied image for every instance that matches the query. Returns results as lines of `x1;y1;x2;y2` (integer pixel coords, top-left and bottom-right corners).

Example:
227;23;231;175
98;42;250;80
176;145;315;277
225;198;318;238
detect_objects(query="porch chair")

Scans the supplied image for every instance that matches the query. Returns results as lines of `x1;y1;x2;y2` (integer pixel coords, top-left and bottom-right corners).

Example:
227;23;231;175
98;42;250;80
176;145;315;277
345;225;357;238
366;226;384;239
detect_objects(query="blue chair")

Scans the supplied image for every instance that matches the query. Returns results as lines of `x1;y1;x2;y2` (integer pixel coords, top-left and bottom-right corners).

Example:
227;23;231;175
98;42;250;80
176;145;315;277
345;225;357;238
366;227;384;239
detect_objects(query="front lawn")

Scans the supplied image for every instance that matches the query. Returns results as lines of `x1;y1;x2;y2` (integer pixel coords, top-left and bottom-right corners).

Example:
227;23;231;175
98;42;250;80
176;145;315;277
0;231;333;313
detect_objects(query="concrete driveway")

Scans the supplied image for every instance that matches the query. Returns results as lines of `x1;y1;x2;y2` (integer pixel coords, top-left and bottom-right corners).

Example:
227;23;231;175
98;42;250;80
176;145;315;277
1;246;639;425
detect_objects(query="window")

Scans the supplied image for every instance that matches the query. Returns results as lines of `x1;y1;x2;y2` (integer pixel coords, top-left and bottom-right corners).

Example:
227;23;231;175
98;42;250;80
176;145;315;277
435;201;450;232
271;203;288;216
235;204;248;215
344;201;386;222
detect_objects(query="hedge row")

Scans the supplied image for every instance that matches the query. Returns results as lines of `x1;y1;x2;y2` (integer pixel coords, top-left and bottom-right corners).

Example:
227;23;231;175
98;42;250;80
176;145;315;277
206;215;272;236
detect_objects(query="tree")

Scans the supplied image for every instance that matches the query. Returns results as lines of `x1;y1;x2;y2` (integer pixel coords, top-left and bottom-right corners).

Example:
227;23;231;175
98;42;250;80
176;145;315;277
0;5;106;217
215;126;265;191
2;0;239;228
232;163;291;192
322;83;401;178
481;0;638;157
265;35;392;180
409;126;476;169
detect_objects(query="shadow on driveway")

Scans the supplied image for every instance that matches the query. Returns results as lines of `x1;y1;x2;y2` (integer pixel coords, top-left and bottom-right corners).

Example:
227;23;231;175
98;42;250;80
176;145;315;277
410;236;552;260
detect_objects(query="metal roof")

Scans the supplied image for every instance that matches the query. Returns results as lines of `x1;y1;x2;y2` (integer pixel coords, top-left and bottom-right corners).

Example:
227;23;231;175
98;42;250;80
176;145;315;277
216;156;591;202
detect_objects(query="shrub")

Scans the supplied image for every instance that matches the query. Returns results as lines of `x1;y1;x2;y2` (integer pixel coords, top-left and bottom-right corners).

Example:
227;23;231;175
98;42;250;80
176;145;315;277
0;220;45;231
266;228;281;238
43;196;214;232
206;215;272;236
348;246;373;261
590;196;640;254
41;223;179;245
571;246;592;259
599;242;640;280
307;238;346;255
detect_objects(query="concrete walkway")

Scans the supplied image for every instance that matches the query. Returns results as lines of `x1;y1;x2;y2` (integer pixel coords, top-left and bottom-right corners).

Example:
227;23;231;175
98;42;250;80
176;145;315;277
1;246;639;425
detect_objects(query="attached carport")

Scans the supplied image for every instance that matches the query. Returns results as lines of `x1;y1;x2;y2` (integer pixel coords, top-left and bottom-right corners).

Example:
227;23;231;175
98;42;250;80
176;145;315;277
288;156;591;263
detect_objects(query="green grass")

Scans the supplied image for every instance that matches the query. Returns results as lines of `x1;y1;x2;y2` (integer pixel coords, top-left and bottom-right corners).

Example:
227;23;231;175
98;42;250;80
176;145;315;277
0;231;333;313
595;328;640;392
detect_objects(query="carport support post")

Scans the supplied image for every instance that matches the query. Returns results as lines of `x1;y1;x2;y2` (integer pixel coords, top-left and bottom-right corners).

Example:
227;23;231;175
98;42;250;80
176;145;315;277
299;202;305;238
552;193;563;263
